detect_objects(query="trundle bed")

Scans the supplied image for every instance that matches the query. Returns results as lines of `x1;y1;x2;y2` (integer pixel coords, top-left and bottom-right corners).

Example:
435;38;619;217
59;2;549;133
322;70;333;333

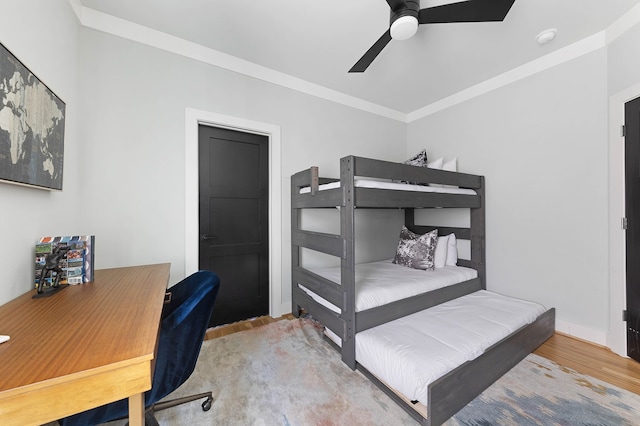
290;155;555;425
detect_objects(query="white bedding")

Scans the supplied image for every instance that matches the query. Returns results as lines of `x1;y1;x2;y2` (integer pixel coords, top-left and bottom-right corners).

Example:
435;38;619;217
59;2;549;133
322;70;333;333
299;178;476;196
354;290;546;404
299;260;477;313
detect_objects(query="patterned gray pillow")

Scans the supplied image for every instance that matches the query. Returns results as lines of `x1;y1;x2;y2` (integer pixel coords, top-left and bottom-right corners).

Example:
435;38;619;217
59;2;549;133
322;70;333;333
403;149;428;167
392;227;438;271
399;149;428;184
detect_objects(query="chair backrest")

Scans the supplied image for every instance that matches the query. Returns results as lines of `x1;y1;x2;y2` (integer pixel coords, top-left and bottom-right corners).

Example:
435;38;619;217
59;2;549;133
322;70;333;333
60;270;220;426
147;270;220;404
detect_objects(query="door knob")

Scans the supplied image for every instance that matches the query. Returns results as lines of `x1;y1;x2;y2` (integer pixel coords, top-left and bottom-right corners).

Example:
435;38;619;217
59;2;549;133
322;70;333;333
200;234;218;241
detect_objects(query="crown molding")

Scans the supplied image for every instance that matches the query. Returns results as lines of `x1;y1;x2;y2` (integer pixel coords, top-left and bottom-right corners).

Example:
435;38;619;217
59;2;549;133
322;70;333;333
69;1;640;124
407;32;607;122
73;5;408;123
407;6;640;122
66;0;82;20
606;2;640;43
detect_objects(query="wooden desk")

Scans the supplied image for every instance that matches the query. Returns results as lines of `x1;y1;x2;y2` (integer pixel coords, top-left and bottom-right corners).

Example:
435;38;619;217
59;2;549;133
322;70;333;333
0;263;170;426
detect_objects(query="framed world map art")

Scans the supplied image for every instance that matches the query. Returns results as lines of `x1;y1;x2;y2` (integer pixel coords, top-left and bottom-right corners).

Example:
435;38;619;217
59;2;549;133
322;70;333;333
0;41;65;190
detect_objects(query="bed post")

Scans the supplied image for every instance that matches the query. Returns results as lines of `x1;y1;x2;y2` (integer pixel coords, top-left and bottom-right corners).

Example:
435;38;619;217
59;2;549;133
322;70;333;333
291;177;301;317
471;176;486;289
405;208;415;230
340;156;357;369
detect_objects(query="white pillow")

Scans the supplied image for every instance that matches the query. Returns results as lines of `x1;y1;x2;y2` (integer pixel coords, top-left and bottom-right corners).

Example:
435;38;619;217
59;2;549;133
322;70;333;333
446;233;458;266
442;157;457;172
433;234;450;268
427;158;444;187
442;157;458;188
427;157;443;170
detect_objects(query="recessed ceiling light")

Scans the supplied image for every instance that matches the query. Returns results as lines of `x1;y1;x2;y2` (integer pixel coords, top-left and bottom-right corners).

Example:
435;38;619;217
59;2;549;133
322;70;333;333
536;28;557;45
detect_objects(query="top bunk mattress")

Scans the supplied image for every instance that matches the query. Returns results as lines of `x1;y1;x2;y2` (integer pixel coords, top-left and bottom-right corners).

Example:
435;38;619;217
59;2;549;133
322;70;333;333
299;178;476;196
355;289;547;404
299;259;478;313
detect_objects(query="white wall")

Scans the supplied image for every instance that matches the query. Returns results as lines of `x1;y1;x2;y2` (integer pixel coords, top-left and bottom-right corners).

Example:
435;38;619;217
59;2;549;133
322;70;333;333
407;49;610;342
74;27;406;312
607;20;640;354
0;0;81;304
608;22;640;95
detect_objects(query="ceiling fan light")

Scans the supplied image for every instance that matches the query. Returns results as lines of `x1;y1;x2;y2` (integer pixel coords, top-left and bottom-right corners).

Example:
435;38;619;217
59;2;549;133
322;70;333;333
390;15;418;40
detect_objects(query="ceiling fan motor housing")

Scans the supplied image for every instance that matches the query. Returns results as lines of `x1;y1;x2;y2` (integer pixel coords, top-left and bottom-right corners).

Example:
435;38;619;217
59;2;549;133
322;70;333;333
390;0;420;40
350;0;517;72
390;0;420;23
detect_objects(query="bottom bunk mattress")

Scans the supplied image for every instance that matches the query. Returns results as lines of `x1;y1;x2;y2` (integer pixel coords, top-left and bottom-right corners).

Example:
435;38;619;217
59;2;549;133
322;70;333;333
326;289;547;405
299;260;478;313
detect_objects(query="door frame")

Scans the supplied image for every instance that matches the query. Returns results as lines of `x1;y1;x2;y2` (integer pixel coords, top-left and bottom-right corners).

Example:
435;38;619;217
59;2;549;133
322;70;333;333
608;83;640;356
184;108;285;318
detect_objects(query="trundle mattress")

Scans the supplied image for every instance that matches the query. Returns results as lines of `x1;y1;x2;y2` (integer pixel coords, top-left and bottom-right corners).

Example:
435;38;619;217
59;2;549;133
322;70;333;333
354;290;546;403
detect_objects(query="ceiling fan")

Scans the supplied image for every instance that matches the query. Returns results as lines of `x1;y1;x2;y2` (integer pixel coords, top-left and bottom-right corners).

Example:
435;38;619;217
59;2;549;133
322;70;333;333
349;0;516;73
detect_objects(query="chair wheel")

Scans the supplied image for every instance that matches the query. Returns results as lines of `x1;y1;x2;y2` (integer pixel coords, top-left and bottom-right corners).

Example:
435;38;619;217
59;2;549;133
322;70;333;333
202;396;213;411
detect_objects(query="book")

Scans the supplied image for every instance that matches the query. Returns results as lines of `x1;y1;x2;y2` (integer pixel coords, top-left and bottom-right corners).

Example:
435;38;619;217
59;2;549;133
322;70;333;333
35;235;95;288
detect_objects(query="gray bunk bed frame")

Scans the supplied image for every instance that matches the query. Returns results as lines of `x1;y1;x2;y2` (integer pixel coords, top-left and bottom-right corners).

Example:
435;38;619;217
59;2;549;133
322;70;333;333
291;155;555;426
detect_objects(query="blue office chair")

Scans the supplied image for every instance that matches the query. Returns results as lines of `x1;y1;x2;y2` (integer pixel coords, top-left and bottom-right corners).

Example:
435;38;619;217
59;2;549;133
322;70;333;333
59;270;220;426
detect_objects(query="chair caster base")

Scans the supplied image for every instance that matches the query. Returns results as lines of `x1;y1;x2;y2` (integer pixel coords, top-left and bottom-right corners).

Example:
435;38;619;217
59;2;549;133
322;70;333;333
202;395;213;411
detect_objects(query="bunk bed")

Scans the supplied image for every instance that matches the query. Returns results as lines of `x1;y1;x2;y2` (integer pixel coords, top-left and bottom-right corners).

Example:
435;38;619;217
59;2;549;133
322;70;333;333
290;155;555;426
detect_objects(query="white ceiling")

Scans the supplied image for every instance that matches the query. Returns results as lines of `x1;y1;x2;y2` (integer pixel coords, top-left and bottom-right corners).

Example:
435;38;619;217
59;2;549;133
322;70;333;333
79;0;640;115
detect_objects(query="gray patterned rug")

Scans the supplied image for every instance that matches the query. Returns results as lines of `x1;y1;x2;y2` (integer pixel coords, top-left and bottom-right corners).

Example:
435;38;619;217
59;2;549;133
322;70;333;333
98;318;640;426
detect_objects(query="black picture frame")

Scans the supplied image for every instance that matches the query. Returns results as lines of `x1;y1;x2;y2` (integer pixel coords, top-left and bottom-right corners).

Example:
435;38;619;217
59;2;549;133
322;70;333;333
0;41;66;190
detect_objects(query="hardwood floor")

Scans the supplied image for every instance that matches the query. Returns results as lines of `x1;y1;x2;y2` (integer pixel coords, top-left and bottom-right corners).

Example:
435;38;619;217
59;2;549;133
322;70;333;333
206;316;640;396
533;332;640;395
204;314;295;340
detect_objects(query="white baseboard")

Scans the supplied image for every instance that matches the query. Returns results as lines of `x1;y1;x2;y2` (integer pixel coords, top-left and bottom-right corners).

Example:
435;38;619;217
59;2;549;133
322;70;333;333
272;302;292;319
555;319;608;347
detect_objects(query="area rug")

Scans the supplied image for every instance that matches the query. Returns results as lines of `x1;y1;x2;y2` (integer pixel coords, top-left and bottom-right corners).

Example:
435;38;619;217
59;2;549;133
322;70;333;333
101;318;640;426
447;354;640;426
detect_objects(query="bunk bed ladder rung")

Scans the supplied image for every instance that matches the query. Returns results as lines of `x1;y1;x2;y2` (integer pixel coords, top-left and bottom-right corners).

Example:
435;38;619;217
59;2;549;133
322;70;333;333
292;266;343;309
292;230;345;259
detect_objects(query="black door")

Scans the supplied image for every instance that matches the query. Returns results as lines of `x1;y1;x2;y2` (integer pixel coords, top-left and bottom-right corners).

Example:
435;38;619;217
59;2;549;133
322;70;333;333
625;96;640;362
199;125;269;327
